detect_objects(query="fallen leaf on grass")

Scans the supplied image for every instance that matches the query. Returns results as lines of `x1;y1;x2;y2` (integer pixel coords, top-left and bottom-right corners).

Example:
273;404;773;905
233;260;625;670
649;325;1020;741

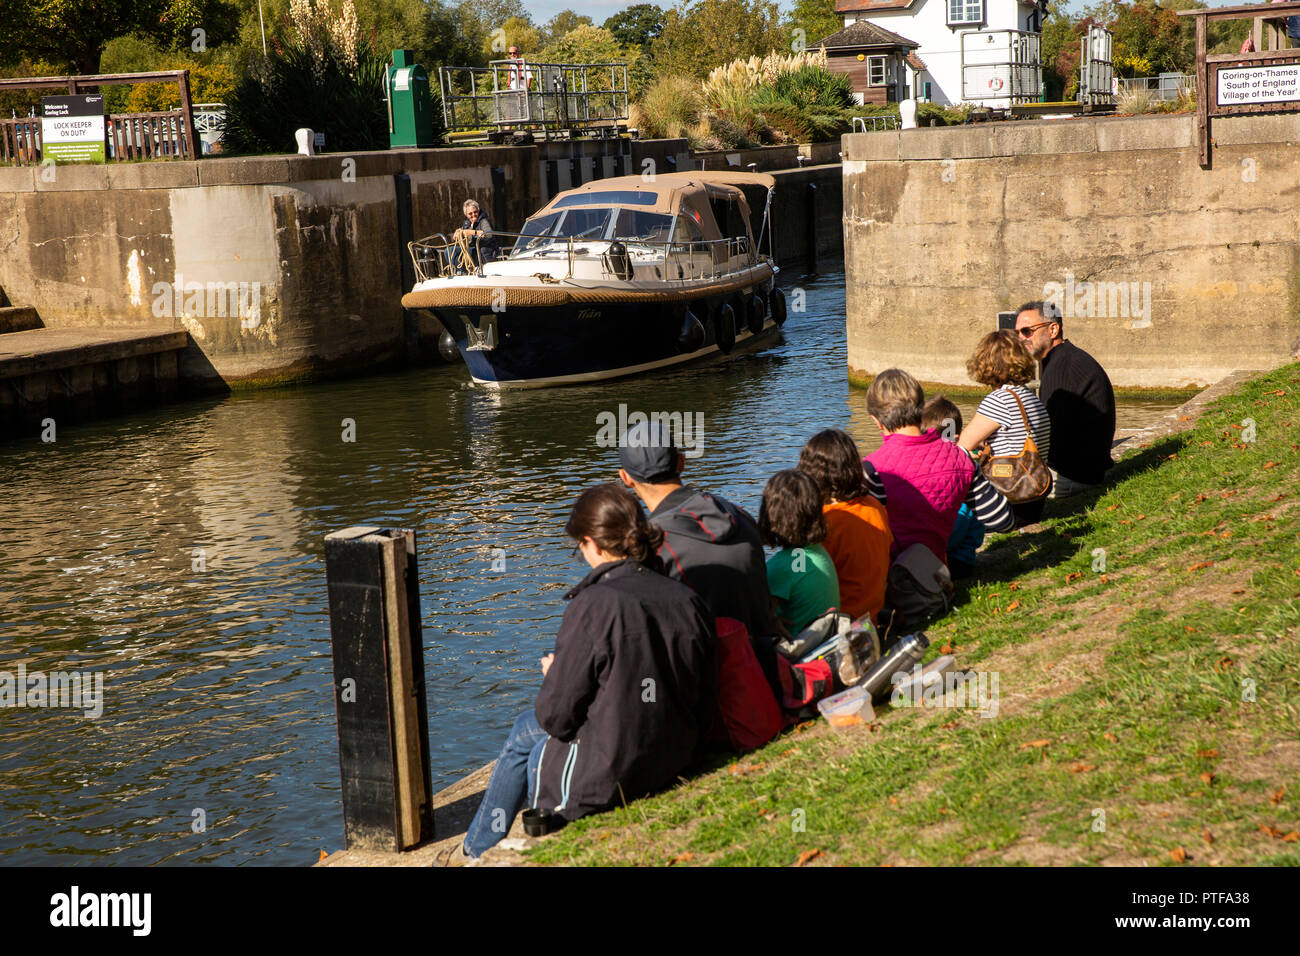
1269;493;1290;502
1194;493;1209;503
1196;749;1219;758
1270;787;1286;806
1006;599;1021;611
1199;440;1214;447
730;762;767;776
1229;423;1244;430
1215;656;1234;672
1099;575;1109;583
1103;732;1118;742
939;644;954;654
1162;455;1177;462
795;720;817;734
1008;583;1020;590
1178;415;1192;422
1020;739;1053;750
1107;503;1119;511
1170;846;1187;863
941;720;960;729
1231;588;1245;594
1219;531;1232;539
1188;561;1213;572
1259;824;1291;840
1285;832;1300;843
795;849;821;867
1200;772;1216;786
1070;763;1096;773
1263;461;1278;469
1221;489;1238;499
1066;571;1083;583
1135;514;1146;521
1268;389;1287;396
1202;829;1214;845
888;796;899;805
668;852;695;865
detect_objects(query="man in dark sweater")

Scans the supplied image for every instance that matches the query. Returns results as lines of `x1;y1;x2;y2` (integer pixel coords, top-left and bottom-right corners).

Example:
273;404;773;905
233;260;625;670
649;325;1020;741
1015;301;1116;496
617;422;776;639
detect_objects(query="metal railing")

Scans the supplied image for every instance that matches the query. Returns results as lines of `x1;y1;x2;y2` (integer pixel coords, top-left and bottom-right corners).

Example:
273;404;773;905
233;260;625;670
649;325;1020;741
1079;25;1116;106
409;231;760;284
439;61;629;135
961;30;1043;103
852;115;900;132
1116;74;1196;101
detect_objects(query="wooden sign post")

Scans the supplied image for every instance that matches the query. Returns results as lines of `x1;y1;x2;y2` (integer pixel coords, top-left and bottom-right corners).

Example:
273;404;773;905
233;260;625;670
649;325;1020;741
324;527;434;851
1178;2;1300;168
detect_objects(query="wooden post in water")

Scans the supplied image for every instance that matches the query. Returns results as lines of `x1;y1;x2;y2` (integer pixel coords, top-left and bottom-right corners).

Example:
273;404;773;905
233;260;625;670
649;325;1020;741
805;181;819;275
324;527;433;851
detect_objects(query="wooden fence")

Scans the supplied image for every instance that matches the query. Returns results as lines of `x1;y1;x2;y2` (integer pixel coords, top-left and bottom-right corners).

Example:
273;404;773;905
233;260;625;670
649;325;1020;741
0;70;197;165
1;111;196;164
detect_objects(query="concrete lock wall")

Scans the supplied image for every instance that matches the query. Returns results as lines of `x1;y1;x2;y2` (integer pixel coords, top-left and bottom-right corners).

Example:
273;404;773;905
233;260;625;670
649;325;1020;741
0;138;696;390
842;112;1300;390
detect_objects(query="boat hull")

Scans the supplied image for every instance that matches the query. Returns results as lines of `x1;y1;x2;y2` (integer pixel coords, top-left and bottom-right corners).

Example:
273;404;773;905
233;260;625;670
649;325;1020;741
427;276;782;387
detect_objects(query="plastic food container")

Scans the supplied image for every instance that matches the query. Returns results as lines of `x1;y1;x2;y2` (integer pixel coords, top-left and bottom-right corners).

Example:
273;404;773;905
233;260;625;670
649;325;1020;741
817;684;875;732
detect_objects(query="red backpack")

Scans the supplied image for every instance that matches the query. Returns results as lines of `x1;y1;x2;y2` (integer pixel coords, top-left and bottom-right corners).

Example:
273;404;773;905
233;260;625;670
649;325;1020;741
709;617;784;751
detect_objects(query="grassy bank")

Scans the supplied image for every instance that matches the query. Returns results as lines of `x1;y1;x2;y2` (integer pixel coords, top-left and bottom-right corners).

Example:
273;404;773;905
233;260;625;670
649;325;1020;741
528;365;1300;866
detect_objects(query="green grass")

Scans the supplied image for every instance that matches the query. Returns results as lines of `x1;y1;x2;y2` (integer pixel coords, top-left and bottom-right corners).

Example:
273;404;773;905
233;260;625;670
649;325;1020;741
527;364;1300;866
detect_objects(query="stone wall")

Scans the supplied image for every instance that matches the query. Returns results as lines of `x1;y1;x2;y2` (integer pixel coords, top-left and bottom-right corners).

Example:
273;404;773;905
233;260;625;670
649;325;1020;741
842;112;1300;390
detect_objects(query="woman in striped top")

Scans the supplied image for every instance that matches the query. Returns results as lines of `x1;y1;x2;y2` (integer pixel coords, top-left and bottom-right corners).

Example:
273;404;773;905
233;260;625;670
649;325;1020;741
959;330;1052;526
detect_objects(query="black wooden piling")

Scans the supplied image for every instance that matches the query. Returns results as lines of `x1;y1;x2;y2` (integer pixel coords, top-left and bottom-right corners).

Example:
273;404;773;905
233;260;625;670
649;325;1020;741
324;527;433;852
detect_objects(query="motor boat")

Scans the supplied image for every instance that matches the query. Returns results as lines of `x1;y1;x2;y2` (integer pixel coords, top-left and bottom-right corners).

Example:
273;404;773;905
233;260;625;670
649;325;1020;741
400;171;788;387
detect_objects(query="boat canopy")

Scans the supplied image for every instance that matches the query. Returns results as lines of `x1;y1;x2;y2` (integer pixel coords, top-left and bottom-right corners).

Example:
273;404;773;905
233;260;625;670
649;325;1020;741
531;171;772;245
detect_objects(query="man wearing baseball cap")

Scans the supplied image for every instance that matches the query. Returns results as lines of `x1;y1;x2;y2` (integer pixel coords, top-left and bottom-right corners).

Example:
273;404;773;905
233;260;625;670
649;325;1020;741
617;422;775;642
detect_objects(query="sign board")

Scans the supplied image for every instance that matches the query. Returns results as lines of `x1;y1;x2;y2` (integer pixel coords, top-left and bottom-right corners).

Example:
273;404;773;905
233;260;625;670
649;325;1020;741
1217;64;1300;107
40;95;106;163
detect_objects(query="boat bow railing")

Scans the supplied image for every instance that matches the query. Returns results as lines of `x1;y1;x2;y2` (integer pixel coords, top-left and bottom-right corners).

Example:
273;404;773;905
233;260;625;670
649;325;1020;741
408;232;763;284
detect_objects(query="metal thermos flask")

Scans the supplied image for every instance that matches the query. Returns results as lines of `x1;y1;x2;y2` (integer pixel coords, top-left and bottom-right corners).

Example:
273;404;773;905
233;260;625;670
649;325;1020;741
859;632;931;699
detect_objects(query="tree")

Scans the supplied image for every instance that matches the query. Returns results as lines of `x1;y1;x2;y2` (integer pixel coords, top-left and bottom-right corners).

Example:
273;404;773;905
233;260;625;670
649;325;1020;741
542;10;593;47
539;23;648;94
481;14;541;57
5;0;239;73
603;4;666;50
788;0;841;48
1040;8;1081;99
651;0;789;79
1082;0;1192;76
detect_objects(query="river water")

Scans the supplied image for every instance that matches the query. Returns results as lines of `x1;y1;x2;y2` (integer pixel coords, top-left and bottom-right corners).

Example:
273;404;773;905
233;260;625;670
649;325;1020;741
0;271;1180;865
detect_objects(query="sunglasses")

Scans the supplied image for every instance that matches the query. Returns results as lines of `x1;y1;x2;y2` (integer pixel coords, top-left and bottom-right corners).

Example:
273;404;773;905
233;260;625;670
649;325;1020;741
1017;321;1053;337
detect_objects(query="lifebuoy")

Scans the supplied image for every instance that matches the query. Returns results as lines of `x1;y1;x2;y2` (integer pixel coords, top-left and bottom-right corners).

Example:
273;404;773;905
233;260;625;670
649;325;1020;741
769;287;788;326
746;294;765;334
715;303;736;354
988;77;1004;92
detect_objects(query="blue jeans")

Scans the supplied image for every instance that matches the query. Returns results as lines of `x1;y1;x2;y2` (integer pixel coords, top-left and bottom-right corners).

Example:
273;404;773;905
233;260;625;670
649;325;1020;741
1289;16;1300;42
462;710;548;858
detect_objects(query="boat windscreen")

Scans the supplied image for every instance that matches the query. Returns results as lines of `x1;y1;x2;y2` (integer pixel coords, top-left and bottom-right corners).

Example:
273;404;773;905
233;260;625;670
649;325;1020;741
511;207;672;253
553;191;658;208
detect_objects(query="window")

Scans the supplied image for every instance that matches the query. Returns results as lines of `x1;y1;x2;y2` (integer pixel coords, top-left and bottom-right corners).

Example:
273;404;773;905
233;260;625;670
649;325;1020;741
948;0;984;25
922;81;933;101
554;190;657;208
868;56;887;86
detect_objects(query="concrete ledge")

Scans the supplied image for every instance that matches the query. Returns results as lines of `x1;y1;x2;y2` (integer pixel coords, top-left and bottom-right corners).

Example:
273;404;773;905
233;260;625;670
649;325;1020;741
987;119;1097;156
0;306;41;334
34;164;110;191
843;131;900;162
197;156;292;186
0;166;37;192
1211;111;1300;146
899;125;996;161
1096;114;1195;152
105;161;201;190
0;327;188;379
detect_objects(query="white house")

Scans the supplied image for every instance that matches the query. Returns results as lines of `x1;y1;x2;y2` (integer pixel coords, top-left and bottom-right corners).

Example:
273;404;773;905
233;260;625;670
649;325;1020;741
819;0;1049;108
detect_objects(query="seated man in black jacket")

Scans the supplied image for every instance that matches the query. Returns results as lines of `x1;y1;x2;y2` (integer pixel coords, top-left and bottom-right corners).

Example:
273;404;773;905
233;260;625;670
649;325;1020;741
1015;300;1116;497
617;421;777;641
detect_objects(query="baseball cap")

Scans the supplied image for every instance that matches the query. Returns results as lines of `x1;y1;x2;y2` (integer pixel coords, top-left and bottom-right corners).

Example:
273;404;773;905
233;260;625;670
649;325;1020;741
618;422;681;483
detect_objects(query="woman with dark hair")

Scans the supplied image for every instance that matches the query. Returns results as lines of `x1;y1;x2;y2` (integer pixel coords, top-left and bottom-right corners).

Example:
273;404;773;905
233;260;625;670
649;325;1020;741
959;330;1053;525
455;483;716;862
759;469;840;636
797;430;892;624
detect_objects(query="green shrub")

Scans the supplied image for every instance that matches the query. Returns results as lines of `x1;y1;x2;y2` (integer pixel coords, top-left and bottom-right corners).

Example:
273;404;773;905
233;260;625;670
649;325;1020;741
631;74;703;140
221;44;396;153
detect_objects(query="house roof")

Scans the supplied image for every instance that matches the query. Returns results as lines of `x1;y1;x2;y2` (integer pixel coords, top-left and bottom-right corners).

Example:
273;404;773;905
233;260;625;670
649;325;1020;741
905;52;928;72
815;20;920;50
833;0;921;13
